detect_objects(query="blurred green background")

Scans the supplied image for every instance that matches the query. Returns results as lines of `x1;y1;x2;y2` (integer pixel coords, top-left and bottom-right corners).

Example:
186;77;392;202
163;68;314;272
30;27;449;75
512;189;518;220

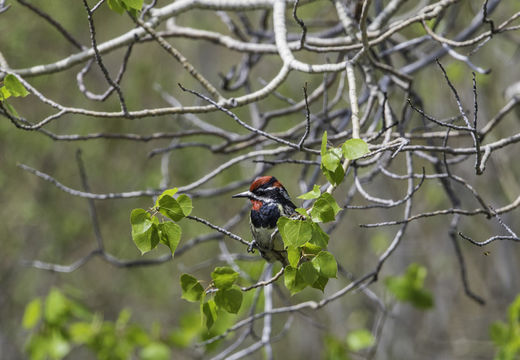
2;1;520;359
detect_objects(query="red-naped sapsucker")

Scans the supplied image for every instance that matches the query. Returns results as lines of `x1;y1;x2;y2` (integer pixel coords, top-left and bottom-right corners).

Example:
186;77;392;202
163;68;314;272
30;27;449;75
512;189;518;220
233;176;297;266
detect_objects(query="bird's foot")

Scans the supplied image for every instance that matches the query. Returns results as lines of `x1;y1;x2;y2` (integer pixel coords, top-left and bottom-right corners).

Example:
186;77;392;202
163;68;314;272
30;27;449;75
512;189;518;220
247;240;258;253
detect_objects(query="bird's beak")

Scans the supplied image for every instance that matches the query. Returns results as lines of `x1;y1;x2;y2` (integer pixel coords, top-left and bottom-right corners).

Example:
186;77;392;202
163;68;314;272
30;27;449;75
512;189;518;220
232;190;253;199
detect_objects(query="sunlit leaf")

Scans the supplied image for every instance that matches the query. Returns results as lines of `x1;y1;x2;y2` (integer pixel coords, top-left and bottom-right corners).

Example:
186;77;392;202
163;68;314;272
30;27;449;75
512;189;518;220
154;188;178;208
0;86;11;99
284;266;307;294
157;194;192;221
158;222;181;255
299;261;319;285
48;331;71;359
177;194;193;217
321;148;342;172
4;74;29;97
23;298;42;330
287;246;301;268
180;274;204;302
298;184;321;200
309;223;329;249
44;289;69;324
211;267;239;290
346;329;375;351
342;138;369;160
158;195;184;221
140;342;171;360
122;0;143;11
280;219;313;248
312;251;337;278
310;193;341;223
130;208;159;254
321;131;328;156
107;0;125;14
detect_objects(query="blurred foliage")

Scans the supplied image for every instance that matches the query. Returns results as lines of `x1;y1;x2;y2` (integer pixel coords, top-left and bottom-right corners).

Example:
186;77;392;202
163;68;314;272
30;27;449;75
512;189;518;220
1;0;520;359
384;263;434;310
323;329;375;360
490;294;520;360
23;288;169;360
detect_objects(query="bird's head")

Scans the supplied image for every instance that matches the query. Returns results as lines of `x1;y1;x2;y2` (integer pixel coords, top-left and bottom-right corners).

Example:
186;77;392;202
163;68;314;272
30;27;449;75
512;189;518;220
232;176;295;210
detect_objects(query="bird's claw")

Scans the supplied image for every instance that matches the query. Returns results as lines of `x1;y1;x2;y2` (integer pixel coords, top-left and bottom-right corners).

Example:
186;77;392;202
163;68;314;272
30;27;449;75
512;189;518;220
247;240;258;253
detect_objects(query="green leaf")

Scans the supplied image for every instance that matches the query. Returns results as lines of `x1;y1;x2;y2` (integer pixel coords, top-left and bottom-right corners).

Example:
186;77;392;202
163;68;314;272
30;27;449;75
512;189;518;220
490;322;509;346
69;322;94;344
280;219;313;248
180;274;204;302
157;194;192;221
48;331;71;359
158;222;181;255
201;300;218;329
127;8;139;17
107;0;125;14
321;163;345;186
130;208;159;254
342;138;369;160
211;267;239;290
157;195;184;221
324;335;349;360
287;246;301;268
302;242;322;255
311;275;328;292
346;329;375;351
321;149;342;172
309;223;329;249
4;74;29;97
299;261;319;285
295;207;308;217
214;286;243;314
177;194;193;217
298;184;321;199
122;0;143;10
321;131;328;156
310;193;342;223
284;266;308;294
0;86;11;99
507;294;520;323
384;263;434;309
155;188;178;208
277;216;289;240
23;298;42;329
489;294;520;358
312;251;337;278
140;342;171;360
44;289;69;324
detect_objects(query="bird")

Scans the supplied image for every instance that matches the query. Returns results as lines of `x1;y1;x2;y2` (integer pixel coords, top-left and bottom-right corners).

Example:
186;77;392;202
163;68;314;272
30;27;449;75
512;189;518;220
232;176;297;266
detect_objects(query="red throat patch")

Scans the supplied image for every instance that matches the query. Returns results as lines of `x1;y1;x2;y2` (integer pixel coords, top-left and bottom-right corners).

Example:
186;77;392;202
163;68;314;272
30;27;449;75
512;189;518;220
251;200;262;211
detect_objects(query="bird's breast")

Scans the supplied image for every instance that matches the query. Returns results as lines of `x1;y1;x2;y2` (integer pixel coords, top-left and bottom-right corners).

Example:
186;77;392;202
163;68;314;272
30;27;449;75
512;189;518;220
250;202;280;228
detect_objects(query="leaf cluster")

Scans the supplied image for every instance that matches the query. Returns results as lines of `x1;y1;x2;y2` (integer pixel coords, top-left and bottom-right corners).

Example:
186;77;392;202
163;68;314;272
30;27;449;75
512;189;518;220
320;131;369;185
23;289;172;360
130;188;192;256
180;267;243;330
